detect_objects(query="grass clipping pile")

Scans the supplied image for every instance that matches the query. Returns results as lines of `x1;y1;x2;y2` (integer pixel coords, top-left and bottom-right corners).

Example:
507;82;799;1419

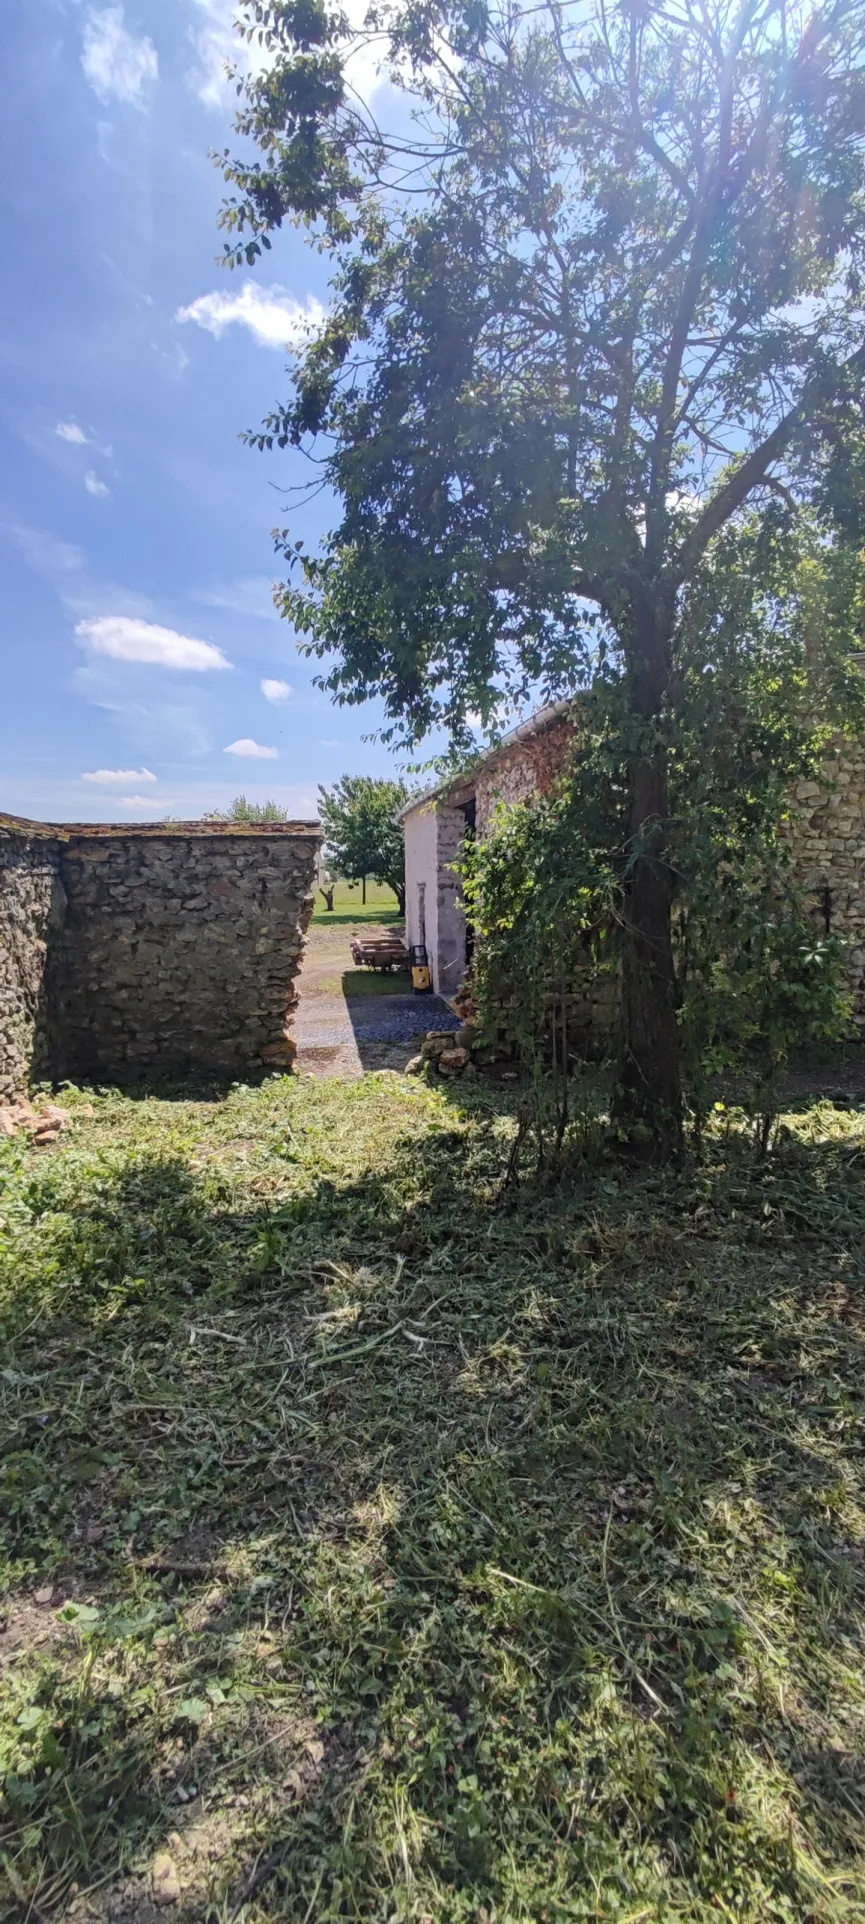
1;1072;865;1921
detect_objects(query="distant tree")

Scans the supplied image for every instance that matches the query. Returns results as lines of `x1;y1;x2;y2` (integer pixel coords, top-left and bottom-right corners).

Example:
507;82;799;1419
318;776;409;913
221;0;865;1156
315;848;337;910
206;795;289;823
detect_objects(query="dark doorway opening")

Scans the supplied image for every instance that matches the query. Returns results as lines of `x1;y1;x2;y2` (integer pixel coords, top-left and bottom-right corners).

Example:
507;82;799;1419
460;798;477;968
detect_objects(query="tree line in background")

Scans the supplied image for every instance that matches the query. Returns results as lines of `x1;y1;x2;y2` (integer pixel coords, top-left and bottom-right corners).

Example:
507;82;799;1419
209;780;409;912
219;0;865;1159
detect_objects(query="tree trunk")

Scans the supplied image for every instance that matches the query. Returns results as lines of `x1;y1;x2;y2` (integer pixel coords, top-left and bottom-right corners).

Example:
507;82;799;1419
395;884;406;916
611;607;683;1159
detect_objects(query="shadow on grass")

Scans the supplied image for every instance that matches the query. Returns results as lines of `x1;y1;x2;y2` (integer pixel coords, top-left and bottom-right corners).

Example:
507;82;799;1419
2;1106;865;1919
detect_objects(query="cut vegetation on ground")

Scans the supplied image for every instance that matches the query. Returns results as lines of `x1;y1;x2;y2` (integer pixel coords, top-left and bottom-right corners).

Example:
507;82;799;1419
2;1072;865;1921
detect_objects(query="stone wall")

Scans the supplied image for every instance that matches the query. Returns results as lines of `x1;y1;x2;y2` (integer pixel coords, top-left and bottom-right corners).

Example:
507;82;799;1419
434;802;470;1001
0;815;321;1092
475;715;574;834
0;825;64;1100
787;736;865;1023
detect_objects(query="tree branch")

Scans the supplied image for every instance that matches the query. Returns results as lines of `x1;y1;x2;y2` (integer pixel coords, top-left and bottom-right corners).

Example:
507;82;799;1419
676;340;865;581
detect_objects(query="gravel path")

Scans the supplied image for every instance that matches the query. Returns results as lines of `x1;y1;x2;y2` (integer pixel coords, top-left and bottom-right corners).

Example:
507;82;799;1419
293;920;459;1077
299;994;459;1049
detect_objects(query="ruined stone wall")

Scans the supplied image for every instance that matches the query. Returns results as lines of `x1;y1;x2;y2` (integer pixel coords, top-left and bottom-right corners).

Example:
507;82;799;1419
0;826;64;1100
787;736;865;1023
0;817;321;1092
49;829;320;1081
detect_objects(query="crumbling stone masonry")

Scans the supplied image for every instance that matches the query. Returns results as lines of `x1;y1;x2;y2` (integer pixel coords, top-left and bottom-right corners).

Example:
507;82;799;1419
0;821;65;1100
788;737;865;1024
0;814;321;1097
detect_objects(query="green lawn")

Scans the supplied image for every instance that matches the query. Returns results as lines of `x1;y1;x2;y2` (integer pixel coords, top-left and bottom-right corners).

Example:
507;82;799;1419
2;1075;865;1920
314;970;414;998
312;879;403;925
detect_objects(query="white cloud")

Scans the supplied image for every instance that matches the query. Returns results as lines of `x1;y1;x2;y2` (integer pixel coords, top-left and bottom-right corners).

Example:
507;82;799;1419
188;0;250;107
82;7;158;104
188;0;387;109
8;524;86;577
320;738;341;748
120;794;163;808
224;738;278;759
176;283;326;351
82;766;156;784
76;616;231;672
54;421;113;460
341;0;390;110
261;677;292;703
85;470;111;498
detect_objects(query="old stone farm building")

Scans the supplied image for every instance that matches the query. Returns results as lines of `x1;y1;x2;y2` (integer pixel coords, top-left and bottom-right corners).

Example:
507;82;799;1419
402;702;865;1020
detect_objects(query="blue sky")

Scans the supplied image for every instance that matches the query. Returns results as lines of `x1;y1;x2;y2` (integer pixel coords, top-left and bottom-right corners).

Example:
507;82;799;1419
0;0;408;824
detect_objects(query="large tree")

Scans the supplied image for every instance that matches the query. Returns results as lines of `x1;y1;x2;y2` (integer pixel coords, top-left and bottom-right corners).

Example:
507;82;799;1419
220;0;865;1152
318;774;409;910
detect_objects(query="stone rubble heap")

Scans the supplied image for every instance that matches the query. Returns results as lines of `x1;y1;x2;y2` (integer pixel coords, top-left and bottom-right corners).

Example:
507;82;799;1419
0;1098;72;1145
407;1022;479;1080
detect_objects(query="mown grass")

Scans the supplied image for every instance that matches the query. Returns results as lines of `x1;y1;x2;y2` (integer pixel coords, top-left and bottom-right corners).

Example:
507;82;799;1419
1;1073;865;1922
313;881;402;925
317;971;414;998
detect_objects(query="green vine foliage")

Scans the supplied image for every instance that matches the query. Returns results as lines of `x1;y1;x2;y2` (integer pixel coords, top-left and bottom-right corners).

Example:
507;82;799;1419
464;513;864;1170
463;763;617;1172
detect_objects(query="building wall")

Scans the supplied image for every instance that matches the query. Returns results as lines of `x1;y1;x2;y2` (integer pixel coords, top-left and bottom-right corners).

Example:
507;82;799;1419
475;716;574;834
403;800;468;998
404;803;439;962
787;736;865;1022
0;827;64;1100
0;818;320;1092
434;803;469;1001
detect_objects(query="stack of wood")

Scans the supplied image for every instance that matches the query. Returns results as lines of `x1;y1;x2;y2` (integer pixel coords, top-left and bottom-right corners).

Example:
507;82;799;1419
349;934;410;972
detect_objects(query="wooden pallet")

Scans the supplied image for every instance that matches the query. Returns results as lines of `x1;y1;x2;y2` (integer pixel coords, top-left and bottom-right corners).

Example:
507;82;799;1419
350;935;410;972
